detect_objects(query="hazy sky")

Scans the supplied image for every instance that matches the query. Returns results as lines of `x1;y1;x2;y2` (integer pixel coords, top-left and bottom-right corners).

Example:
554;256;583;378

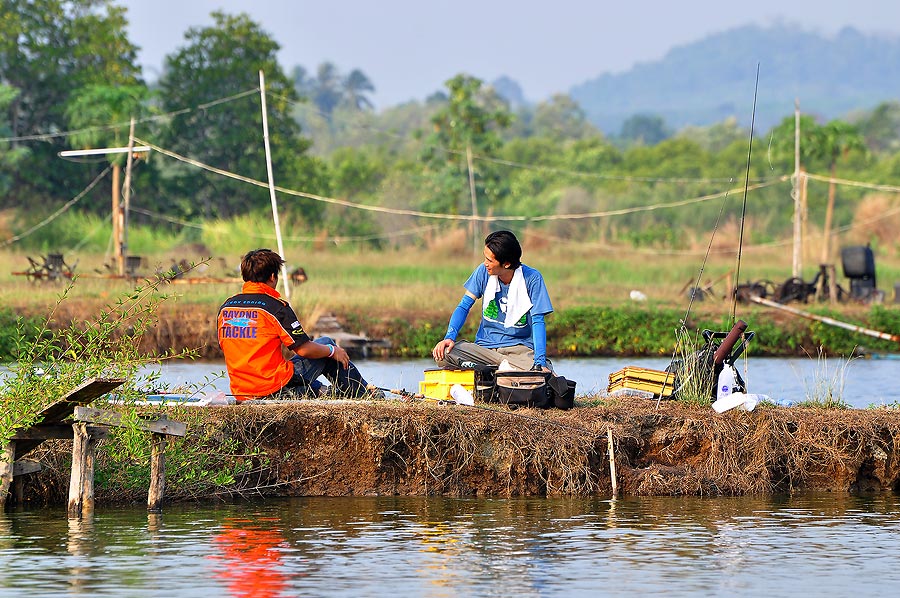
118;0;900;108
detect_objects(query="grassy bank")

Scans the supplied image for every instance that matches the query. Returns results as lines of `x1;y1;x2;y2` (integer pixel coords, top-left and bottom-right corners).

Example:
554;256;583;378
15;400;900;506
1;236;899;361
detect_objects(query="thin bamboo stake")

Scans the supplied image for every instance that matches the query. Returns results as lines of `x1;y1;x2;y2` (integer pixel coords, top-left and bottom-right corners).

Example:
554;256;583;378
792;99;802;278
466;144;479;258
259;70;291;301
607;427;618;497
750;295;900;342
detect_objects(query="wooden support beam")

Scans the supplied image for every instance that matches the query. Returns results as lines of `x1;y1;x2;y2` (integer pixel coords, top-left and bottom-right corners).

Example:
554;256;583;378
12;424;75;441
0;442;13;509
13;459;42;476
13;377;125;461
148;433;166;512
11;459;41;507
73;407;186;437
67;423;99;519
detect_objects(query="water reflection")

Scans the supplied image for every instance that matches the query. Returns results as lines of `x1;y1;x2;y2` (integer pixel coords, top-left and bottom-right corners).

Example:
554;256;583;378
2;495;900;596
67;516;94;596
210;519;289;598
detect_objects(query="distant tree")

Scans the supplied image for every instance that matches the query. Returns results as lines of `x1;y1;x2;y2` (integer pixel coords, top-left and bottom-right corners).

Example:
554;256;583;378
766;114;824;173
491;76;526;109
0;0;142;205
62;84;150;212
342;69;375;111
64;84;148;148
619;113;672;146
158;11;325;220
292;63;376;119
420;74;512;214
677;117;747;153
854;101;900;154
0;85;29;196
531;94;599;141
817;119;867;261
425;91;448;105
309;62;343;117
291;65;314;98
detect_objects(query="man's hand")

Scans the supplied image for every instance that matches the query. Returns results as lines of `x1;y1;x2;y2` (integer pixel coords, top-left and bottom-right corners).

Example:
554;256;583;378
432;338;454;361
331;344;350;369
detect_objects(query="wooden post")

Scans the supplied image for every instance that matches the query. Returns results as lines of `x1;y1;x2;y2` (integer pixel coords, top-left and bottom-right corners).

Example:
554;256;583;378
148;433;166;512
607;427;618;497
112;162;123;277
791;99;802;279
0;441;13;509
12;460;40;507
69;406;187;517
14;477;23;506
67;423;98;519
466;144;479;259
827;264;838;305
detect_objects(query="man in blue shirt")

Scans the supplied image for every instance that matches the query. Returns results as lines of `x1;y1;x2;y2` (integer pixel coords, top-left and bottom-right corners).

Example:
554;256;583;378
432;230;554;372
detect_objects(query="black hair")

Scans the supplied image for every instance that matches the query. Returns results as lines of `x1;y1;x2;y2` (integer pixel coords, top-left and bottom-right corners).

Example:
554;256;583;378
240;248;284;282
484;230;522;268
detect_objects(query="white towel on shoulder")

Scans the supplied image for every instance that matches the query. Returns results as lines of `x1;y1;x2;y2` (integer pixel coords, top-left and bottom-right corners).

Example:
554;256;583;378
483;266;533;328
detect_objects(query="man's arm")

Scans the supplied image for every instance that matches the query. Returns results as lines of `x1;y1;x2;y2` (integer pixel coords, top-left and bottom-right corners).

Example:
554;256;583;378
433;291;477;360
295;339;349;369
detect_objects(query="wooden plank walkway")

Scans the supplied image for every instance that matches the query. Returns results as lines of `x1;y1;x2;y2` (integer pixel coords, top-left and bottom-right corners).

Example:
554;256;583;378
12;378;125;461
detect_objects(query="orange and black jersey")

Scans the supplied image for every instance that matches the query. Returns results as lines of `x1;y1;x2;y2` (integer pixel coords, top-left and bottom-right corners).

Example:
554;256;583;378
217;282;311;400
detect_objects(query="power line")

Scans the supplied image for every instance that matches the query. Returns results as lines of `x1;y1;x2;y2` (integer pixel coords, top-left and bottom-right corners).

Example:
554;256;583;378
0;88;259;144
0;165;111;248
134;136;786;223
128;206;446;243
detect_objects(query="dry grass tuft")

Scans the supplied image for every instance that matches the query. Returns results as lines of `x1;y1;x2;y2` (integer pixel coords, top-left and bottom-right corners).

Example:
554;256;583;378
425;227;469;255
851;193;900;249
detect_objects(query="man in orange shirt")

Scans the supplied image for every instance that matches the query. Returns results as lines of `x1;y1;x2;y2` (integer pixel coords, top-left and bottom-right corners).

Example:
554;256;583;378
217;248;375;401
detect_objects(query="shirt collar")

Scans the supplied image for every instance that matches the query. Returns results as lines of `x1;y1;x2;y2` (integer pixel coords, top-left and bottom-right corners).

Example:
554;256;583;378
242;281;281;298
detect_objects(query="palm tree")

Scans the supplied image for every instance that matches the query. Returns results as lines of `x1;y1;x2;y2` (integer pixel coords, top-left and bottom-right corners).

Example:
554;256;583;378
342;69;375;111
817;120;866;265
312;62;343;117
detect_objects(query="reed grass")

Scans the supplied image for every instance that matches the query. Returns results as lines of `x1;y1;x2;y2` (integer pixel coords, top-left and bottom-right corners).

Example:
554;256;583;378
794;348;853;408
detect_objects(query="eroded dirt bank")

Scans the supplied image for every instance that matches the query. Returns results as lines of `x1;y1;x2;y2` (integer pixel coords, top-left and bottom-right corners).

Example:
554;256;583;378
23;401;900;504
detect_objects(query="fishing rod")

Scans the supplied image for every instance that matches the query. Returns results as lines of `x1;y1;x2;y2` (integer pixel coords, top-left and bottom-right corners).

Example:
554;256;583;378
376;386;597;436
657;64;761;408
732;63;760;325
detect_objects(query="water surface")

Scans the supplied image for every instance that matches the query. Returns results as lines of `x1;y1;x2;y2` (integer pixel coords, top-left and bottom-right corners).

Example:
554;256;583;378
2;494;899;597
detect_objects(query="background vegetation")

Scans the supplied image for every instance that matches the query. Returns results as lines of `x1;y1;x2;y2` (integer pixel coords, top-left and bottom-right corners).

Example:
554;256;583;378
1;0;899;364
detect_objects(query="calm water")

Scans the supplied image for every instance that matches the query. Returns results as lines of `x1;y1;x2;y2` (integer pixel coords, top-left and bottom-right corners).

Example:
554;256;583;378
3;494;900;597
144;356;900;408
5;360;900;595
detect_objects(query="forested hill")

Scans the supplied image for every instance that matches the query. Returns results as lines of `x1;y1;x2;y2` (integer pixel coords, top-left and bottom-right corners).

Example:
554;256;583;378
570;23;900;134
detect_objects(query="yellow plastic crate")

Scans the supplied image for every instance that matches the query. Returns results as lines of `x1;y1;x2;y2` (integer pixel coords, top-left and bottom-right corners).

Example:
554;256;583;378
419;369;475;400
608;366;675;384
608;367;676;398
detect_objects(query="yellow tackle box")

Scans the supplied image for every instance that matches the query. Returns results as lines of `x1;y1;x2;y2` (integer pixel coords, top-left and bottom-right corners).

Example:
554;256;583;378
607;366;676;398
419;368;476;400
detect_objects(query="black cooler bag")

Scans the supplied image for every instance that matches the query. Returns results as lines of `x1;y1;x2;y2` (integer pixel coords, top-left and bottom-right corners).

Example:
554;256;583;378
493;370;552;409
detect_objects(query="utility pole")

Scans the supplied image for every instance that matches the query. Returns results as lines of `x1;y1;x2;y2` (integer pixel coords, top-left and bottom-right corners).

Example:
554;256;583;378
121;118;136;277
466;144;479;258
791;99;802;279
59;144;150;277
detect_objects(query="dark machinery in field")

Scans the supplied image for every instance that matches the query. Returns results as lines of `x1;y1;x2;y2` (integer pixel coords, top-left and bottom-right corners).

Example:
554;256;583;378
735;244;882;305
